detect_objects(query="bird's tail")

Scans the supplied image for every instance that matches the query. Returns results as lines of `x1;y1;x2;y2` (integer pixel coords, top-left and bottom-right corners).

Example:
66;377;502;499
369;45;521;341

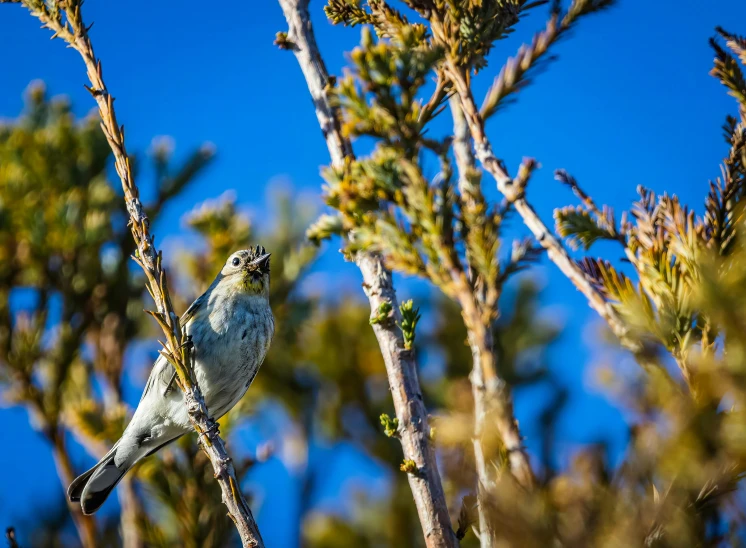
68;434;183;515
68;442;129;515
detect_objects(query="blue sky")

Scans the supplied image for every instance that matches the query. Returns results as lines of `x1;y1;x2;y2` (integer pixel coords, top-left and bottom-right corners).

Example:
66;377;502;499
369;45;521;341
1;0;746;546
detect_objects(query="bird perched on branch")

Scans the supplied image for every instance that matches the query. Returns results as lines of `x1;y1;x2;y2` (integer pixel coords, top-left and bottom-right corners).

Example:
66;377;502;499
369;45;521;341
68;247;274;514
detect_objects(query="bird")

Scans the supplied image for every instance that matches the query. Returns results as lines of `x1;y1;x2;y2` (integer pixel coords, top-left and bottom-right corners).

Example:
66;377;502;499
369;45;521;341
68;246;274;515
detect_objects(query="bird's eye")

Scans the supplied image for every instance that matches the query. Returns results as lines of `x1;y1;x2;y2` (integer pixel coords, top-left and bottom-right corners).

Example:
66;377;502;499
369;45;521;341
231;257;241;267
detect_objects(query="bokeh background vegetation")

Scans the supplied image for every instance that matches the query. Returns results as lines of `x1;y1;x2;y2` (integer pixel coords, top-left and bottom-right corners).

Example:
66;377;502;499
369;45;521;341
0;84;562;546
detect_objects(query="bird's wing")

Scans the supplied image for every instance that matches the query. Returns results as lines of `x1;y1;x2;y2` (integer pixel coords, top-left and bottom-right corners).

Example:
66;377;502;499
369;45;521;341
181;291;207;327
139;292;208;401
139;354;176;402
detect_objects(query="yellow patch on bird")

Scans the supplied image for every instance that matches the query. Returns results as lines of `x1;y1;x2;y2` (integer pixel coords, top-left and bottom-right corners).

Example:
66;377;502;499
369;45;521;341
239;275;264;294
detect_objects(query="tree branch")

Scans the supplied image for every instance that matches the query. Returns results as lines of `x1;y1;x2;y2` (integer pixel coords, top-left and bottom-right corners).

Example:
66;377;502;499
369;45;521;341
5;1;264;545
277;1;457;546
451;96;533;547
451;96;499;546
447;64;645;360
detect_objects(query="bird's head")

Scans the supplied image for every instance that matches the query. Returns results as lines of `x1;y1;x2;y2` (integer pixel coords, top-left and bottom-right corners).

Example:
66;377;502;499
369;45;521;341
219;246;271;297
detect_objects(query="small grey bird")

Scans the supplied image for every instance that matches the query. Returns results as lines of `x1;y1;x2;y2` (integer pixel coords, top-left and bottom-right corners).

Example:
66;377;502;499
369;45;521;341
68;247;274;515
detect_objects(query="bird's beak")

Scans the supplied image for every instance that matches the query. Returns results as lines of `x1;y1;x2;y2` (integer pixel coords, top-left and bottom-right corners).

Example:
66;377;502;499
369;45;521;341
250;253;271;273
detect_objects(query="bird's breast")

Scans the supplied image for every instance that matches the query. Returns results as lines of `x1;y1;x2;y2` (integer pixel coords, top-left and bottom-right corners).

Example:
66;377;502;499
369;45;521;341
188;301;274;417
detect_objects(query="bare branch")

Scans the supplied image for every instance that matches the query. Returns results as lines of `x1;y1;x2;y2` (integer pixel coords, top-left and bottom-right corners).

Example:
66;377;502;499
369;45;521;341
277;1;457;546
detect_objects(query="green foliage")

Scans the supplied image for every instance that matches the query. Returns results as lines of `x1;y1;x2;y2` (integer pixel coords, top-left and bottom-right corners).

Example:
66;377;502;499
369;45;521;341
317;21;494;299
273;31;294;50
562;151;742;358
531;31;746;544
399;458;418;474
0;83;132;426
554;206;617;250
185;193;251;266
380;413;400;437
334;26;443;151
711;28;746;110
326;0;376;28
397;299;421;350
479;0;617;119
317;0;618;322
369;300;393;324
307;213;344;245
434;0;533;71
702;116;746;256
716;27;746;66
0;83;222;544
326;0;426;39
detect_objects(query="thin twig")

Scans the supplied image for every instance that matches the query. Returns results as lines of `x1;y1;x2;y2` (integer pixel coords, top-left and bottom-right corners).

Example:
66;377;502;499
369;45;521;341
4;1;264;545
277;1;457;546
